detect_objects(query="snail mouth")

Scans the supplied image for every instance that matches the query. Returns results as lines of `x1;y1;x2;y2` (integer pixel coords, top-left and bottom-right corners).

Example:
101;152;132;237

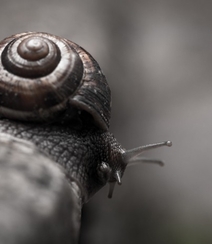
97;161;124;199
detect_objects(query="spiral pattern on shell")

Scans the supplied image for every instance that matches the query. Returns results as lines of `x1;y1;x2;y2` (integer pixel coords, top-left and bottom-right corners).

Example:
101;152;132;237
0;32;111;130
2;35;61;78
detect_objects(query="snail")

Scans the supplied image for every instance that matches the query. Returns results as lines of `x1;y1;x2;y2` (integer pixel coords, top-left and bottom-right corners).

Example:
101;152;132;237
0;32;172;243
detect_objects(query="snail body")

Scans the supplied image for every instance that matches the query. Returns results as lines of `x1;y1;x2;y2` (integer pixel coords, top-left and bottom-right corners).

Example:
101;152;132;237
0;32;171;243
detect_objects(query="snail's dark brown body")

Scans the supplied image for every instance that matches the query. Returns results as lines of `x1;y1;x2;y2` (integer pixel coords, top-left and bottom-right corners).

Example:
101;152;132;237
0;32;171;243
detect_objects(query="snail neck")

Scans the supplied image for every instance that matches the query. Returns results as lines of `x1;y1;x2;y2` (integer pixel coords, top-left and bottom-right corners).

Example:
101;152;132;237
0;119;116;203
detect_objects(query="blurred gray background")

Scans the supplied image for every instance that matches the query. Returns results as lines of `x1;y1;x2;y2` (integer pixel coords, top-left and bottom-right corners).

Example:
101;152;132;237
0;0;212;243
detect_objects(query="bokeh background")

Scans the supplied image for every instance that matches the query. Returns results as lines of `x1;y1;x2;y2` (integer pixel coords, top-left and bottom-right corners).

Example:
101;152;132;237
0;0;212;243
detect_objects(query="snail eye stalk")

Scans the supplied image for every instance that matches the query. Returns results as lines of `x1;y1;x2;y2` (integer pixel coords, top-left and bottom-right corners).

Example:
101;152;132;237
123;141;172;165
107;141;172;198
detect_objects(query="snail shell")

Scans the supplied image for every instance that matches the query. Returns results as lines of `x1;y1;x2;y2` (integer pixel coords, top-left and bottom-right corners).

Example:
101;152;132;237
0;32;111;130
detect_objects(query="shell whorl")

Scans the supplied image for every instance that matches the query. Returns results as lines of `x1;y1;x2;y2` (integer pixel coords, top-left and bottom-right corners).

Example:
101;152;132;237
0;32;111;130
18;36;50;61
2;35;61;78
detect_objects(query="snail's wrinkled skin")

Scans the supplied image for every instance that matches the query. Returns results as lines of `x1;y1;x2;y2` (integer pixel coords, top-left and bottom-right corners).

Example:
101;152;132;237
0;119;123;203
